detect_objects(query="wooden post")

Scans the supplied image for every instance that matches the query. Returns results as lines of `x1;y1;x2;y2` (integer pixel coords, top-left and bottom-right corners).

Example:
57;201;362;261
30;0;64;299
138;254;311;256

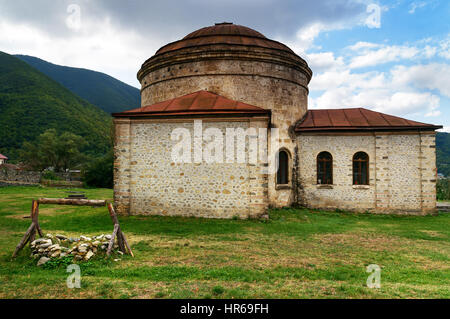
12;200;40;258
120;231;134;257
29;201;37;243
107;203;134;257
12;223;35;258
107;224;119;256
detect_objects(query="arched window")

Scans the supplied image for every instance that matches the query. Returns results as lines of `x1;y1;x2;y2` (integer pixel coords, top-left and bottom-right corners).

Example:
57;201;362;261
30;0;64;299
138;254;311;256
277;150;289;185
353;152;369;185
317;152;333;185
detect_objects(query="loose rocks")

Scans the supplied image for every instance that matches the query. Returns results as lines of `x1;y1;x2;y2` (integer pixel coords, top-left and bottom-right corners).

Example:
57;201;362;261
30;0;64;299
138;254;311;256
30;233;120;266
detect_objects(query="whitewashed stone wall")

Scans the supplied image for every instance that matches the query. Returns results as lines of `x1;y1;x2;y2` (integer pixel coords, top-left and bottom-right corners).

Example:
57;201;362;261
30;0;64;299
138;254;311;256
296;132;437;215
114;118;269;219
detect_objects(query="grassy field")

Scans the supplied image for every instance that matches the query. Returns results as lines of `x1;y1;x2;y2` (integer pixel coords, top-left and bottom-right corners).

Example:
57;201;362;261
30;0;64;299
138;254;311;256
0;186;449;299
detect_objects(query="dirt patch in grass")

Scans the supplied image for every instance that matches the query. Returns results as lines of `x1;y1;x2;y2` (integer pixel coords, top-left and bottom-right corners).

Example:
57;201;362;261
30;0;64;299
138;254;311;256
125;233;348;269
418;230;445;238
313;233;406;252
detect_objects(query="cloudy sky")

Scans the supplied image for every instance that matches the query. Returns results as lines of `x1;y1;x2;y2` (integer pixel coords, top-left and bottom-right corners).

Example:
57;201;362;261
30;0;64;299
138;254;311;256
0;0;449;129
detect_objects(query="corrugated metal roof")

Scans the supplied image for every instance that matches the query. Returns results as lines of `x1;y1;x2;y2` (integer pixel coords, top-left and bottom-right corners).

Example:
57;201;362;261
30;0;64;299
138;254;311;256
295;108;442;132
155;23;295;56
113;91;270;118
0;154;8;160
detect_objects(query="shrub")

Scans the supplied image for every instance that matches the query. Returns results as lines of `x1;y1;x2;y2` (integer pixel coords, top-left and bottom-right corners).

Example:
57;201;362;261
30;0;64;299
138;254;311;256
42;171;61;181
42;256;73;269
437;178;450;201
212;285;225;295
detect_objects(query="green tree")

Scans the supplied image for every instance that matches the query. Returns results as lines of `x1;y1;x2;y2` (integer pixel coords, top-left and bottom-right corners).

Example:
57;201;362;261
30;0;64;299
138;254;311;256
82;150;114;188
20;129;87;172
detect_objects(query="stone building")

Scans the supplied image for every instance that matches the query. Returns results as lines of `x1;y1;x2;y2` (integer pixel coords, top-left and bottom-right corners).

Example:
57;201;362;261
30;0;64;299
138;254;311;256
113;23;442;218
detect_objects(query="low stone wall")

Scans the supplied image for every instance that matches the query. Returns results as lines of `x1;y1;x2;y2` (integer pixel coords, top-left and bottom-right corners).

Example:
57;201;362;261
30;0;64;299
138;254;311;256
0;165;41;184
41;179;83;188
0;181;40;187
0;165;82;186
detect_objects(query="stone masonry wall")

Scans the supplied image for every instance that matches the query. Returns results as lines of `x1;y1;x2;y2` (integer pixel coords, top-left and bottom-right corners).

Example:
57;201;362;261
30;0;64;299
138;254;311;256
420;132;437;213
0;165;41;184
296;132;437;215
297;134;376;212
114;118;269;219
114;119;132;215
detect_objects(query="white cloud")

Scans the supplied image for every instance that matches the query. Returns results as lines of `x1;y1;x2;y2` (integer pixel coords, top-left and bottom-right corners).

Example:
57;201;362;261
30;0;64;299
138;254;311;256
295;23;325;51
349;45;420;69
423;45;437;58
281;13;366;56
305;52;345;73
409;1;428;14
308;39;449;121
280;23;329;54
310;55;447;119
0;18;165;87
439;36;450;59
310;70;385;91
348;41;381;51
310;86;440;117
391;64;450;98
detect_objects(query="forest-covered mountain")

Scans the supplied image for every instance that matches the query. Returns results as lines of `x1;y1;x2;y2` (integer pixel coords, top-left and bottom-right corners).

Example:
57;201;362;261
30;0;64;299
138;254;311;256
15;55;140;114
0;51;111;161
437;132;450;177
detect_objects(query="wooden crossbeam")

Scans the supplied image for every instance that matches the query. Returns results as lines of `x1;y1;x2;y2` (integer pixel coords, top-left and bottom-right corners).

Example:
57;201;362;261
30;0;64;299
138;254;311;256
38;198;107;207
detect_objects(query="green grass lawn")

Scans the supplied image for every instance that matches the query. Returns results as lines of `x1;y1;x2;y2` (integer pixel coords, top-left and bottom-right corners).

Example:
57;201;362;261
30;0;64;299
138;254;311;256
0;186;449;299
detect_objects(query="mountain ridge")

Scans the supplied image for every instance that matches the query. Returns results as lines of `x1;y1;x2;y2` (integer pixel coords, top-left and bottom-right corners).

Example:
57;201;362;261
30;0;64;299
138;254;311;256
15;55;140;114
0;51;111;161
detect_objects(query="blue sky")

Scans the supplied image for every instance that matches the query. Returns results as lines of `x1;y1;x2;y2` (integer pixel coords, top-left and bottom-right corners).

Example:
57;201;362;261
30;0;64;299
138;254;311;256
0;0;448;129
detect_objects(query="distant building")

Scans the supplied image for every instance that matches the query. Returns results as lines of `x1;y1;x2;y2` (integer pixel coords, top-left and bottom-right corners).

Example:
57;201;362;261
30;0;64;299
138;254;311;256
0;154;7;165
113;23;443;218
438;173;445;179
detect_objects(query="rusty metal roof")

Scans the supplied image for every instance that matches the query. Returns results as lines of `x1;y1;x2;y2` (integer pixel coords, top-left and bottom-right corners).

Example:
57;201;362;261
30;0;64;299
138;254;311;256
155;23;295;56
295;108;442;132
113;91;270;118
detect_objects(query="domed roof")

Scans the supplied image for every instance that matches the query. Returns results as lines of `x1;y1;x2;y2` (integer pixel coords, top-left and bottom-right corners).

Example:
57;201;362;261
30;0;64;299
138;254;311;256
155;22;296;56
183;23;266;39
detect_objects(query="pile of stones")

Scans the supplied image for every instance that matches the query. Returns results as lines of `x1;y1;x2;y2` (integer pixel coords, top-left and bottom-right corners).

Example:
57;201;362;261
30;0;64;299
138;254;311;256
31;233;121;266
